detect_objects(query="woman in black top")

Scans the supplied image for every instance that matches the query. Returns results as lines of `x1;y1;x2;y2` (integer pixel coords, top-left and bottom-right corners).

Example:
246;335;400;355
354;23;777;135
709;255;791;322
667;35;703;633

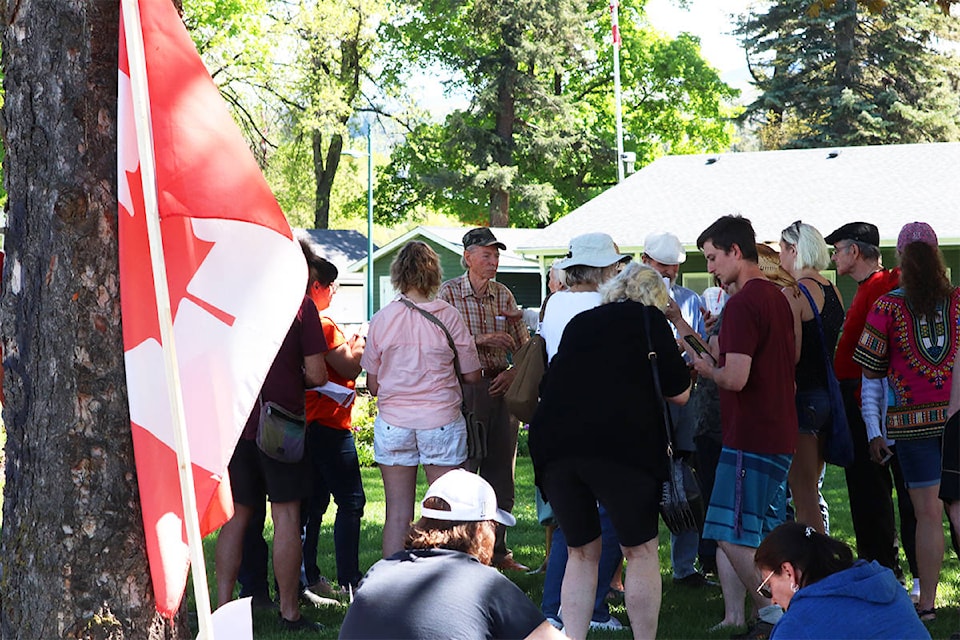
779;221;845;534
529;263;691;640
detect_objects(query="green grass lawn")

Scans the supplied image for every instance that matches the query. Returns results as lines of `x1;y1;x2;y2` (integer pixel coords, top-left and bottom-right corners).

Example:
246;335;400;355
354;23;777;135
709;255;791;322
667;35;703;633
195;458;960;639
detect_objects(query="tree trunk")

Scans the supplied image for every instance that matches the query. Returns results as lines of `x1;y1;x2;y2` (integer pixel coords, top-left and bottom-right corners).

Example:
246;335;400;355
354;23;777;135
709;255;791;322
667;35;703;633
489;49;517;228
0;1;188;637
312;130;344;230
833;0;858;139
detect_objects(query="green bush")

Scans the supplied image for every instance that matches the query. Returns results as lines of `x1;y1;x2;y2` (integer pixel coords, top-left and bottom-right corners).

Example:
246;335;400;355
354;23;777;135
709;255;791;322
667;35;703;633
351;391;376;467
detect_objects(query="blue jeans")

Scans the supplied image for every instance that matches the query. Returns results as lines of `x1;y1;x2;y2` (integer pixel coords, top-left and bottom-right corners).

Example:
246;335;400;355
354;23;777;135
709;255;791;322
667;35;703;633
671;527;700;579
541;505;622;622
301;423;366;588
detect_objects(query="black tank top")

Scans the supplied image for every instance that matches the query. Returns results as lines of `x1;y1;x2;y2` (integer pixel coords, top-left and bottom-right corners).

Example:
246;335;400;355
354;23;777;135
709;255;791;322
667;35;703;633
796;280;844;391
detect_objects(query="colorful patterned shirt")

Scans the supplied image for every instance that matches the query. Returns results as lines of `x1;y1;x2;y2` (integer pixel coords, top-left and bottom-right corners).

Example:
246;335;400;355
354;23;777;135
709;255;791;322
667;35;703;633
437;272;528;372
853;287;960;440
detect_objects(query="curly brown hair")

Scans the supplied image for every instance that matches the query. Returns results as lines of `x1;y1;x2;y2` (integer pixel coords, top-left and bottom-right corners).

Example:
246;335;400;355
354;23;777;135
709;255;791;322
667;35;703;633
404;496;496;565
390;241;442;298
899;242;953;319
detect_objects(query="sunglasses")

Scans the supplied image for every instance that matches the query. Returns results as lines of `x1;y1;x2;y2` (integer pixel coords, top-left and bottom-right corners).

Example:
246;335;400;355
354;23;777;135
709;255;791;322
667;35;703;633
757;570;775;599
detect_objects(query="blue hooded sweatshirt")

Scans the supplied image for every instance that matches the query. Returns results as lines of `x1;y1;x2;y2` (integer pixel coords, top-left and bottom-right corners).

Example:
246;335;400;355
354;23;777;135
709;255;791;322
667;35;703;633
770;560;930;639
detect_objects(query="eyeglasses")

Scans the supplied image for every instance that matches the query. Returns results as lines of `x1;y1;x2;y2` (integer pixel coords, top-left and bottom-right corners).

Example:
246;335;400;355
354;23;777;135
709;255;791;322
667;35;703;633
328;282;339;294
830;244;851;259
757;570;775;599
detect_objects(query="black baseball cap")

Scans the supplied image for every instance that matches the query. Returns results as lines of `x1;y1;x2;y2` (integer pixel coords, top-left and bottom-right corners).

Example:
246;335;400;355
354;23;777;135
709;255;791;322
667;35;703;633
824;222;880;247
462;227;506;250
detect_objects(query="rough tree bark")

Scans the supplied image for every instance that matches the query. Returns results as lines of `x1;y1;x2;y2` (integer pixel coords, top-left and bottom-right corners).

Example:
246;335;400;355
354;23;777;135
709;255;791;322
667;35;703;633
0;1;188;637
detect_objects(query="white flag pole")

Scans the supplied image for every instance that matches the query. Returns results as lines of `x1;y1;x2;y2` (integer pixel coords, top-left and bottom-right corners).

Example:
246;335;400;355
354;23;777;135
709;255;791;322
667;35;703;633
120;1;216;637
610;0;625;183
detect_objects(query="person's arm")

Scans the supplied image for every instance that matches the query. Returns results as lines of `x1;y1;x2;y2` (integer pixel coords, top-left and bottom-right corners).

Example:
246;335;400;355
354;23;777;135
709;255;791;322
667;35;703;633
366;372;379;396
693;352;751;391
304;352;328;387
949;360;960;419
783;287;803;365
861;371;892;463
524;620;567;640
325;334;364;380
666;385;691;406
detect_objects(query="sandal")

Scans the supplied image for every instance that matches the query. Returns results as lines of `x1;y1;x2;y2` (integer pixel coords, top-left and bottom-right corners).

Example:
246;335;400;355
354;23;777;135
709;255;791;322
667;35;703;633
916;607;936;622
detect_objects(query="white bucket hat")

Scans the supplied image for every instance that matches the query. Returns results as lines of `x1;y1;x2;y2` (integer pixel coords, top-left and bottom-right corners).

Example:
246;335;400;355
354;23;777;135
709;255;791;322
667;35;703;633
643;232;687;265
554;233;631;270
421;469;516;526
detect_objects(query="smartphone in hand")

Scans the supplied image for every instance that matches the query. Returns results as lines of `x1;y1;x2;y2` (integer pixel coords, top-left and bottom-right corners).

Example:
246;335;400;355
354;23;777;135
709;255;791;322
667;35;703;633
684;334;716;365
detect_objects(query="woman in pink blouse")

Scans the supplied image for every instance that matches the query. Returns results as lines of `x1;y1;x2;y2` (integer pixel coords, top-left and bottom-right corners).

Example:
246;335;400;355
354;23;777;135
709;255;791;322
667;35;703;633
361;241;482;557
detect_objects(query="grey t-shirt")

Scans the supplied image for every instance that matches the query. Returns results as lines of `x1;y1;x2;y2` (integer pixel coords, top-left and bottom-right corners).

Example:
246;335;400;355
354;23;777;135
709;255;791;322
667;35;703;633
338;548;545;639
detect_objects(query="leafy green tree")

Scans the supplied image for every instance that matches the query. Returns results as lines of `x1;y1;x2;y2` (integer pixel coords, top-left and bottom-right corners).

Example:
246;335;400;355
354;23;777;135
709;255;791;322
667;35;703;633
376;0;738;227
185;0;390;230
737;0;960;148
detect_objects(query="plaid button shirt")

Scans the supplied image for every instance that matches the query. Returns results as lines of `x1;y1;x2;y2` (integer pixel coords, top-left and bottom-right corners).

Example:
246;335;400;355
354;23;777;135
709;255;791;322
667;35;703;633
438;272;529;372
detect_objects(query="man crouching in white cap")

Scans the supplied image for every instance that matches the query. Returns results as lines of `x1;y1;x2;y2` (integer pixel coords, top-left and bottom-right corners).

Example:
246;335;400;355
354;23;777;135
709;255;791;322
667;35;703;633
338;469;564;639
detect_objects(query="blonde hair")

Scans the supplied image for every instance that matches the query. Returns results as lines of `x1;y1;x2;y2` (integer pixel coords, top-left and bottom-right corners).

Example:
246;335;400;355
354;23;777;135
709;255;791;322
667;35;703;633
600;262;669;309
756;243;797;289
780;221;831;271
391;241;442;297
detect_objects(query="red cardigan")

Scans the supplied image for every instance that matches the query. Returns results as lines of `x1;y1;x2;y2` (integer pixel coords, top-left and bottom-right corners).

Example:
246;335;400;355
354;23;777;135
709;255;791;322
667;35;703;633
834;267;900;381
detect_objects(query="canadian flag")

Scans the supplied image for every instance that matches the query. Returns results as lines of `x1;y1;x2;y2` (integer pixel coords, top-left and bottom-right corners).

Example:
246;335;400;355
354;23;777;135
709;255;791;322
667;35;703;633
118;0;306;618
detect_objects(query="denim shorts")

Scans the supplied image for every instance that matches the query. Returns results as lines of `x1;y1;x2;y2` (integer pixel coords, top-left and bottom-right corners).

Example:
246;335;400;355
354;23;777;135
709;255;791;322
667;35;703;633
373;414;467;467
796;388;831;436
896;436;943;489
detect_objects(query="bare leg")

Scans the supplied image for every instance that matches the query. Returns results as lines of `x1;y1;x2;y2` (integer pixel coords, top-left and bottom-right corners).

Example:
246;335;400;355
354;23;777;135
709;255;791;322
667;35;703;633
908;485;944;614
622;538;661;640
716;541;771;627
214;502;253;608
379;465;419;557
788;433;825;534
271;500;305;622
947;500;960;537
424;464;459;485
559;536;602;640
714;544;746;628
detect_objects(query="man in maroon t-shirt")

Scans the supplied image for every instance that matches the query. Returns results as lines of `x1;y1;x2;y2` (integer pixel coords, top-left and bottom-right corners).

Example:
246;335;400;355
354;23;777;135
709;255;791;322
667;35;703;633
215;296;328;631
691;215;797;634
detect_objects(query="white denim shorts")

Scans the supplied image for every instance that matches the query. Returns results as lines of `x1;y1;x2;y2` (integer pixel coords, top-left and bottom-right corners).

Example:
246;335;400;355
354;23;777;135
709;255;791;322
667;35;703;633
373;414;467;467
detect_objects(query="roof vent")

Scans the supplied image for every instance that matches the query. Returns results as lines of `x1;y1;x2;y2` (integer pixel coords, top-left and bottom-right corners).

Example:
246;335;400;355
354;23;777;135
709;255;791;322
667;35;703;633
705;157;718;165
827;150;840;159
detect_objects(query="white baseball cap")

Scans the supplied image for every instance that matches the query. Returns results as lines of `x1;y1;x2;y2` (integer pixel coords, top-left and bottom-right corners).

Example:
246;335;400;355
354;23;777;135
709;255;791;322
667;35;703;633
643;232;687;265
421;469;516;526
554;233;631;270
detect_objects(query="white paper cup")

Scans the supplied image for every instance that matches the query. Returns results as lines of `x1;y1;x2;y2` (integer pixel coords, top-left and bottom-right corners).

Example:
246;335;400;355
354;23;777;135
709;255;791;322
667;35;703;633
703;286;728;316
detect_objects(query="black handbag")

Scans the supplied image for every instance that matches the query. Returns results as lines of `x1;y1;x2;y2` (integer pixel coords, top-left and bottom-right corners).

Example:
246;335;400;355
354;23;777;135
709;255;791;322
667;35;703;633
797;283;855;467
399;298;487;459
644;306;703;534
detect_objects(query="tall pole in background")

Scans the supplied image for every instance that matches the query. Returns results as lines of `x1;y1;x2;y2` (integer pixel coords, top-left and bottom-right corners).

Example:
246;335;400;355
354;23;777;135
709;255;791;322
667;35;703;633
365;123;374;320
610;0;625;183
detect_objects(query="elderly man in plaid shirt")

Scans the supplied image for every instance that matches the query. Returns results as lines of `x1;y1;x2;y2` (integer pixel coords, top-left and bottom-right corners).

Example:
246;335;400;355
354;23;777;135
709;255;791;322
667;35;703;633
438;227;530;571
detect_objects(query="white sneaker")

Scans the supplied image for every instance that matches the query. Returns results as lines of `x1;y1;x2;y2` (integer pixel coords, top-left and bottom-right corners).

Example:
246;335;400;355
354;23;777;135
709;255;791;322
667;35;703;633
589;617;624;631
909;578;920;604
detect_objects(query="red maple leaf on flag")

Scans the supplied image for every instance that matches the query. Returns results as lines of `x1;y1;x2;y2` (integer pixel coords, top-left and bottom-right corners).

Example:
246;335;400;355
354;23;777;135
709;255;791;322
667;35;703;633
118;0;307;617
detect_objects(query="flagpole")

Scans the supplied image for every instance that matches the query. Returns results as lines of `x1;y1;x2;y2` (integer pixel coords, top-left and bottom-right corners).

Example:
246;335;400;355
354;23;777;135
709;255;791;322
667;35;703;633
120;1;216;637
610;0;625;183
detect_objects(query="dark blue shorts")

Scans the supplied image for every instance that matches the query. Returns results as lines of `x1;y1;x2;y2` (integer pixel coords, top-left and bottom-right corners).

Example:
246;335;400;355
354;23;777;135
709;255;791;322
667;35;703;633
896;436;942;489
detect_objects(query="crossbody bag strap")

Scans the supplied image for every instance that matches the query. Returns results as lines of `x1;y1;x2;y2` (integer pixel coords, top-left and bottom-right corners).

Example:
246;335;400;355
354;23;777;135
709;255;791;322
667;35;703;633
398;297;464;384
643;305;675;458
